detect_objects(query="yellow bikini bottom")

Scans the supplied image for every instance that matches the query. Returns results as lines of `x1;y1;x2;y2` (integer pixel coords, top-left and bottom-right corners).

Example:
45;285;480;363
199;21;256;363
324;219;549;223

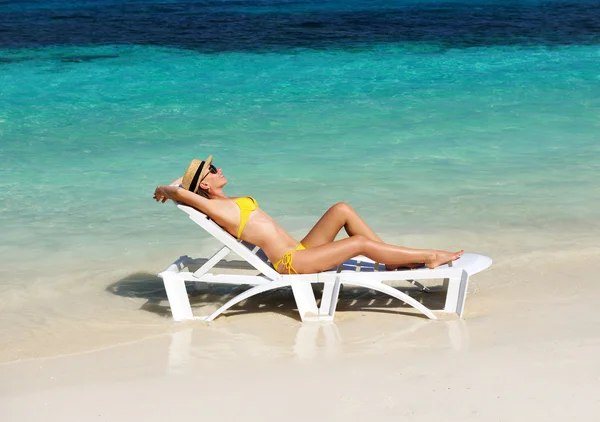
273;243;305;274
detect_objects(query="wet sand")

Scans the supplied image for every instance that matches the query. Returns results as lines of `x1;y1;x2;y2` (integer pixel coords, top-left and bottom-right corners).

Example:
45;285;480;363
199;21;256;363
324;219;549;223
1;247;599;421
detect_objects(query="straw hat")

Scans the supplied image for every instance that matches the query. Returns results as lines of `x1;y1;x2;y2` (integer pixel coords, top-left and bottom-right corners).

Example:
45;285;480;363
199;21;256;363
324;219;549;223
181;155;213;193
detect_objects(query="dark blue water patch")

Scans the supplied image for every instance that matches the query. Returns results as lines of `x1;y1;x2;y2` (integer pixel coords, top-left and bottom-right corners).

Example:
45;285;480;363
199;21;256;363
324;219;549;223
0;1;599;52
0;53;121;63
58;54;121;62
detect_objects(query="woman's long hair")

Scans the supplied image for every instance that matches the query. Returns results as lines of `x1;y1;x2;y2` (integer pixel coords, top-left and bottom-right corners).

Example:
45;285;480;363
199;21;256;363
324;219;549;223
197;187;210;199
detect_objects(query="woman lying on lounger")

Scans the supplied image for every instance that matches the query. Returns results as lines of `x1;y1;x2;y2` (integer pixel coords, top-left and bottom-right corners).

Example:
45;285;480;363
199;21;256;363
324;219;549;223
153;155;463;275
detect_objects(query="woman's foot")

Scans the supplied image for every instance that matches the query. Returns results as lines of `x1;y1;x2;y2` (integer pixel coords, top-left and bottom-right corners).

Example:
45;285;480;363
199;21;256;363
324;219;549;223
425;250;464;269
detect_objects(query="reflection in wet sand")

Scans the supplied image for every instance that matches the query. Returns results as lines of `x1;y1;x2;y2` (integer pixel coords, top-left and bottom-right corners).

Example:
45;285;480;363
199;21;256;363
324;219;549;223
165;318;469;374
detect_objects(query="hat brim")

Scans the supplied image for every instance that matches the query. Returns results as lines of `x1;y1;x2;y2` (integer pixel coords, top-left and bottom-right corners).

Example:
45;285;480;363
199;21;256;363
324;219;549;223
182;154;213;193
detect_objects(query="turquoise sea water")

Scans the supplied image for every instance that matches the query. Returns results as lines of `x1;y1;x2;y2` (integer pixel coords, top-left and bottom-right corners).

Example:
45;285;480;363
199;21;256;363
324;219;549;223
1;0;599;359
2;44;599;262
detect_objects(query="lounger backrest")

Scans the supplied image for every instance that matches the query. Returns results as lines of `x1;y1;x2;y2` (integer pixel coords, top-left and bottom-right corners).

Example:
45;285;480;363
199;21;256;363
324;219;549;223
176;203;281;279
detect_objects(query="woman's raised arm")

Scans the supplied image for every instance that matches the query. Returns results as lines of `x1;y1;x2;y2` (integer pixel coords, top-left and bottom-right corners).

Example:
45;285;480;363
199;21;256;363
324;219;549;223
153;185;180;203
153;185;216;214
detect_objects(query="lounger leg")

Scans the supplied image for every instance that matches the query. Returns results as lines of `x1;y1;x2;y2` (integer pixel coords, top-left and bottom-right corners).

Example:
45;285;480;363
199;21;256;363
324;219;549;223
291;282;320;323
443;270;470;318
202;281;291;322
318;276;341;322
162;273;194;321
346;280;438;320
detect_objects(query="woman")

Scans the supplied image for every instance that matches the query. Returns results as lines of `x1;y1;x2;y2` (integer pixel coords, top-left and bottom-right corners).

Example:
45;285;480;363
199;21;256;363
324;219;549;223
153;155;463;274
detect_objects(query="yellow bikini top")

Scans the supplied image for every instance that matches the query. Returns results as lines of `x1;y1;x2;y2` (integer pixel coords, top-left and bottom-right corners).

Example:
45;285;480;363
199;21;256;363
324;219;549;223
233;196;258;239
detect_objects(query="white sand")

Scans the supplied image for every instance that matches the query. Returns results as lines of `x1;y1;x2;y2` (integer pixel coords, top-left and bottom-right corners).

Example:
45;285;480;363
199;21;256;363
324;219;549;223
2;226;597;363
1;247;600;421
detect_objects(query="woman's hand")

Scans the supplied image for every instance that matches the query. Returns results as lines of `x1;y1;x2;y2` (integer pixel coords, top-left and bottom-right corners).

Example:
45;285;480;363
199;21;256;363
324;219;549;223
153;185;178;203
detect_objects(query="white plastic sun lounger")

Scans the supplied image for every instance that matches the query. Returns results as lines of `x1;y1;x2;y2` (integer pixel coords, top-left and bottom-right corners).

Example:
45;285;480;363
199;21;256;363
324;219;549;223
158;204;492;322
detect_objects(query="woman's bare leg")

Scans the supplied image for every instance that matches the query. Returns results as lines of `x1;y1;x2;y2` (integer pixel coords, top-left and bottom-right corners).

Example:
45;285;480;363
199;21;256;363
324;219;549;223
300;202;428;271
289;235;463;274
301;202;383;248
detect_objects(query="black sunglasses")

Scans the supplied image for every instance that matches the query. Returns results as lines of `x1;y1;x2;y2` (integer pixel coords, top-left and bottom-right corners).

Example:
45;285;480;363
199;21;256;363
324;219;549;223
200;164;217;183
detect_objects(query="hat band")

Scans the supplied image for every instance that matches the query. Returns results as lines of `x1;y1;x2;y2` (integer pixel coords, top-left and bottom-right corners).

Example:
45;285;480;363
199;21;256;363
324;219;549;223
189;161;206;193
